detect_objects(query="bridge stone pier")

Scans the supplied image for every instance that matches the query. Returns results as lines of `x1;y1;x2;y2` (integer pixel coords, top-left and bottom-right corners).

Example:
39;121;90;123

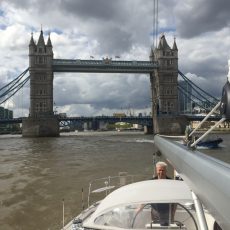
22;30;187;137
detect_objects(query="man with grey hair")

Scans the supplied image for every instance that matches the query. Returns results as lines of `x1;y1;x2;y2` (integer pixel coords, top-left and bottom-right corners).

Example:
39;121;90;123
136;161;174;226
153;161;171;179
151;161;174;226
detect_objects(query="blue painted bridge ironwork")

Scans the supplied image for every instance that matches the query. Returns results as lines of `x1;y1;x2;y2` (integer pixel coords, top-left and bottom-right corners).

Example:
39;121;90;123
0;116;153;126
59;116;153;127
52;59;158;73
0;114;222;126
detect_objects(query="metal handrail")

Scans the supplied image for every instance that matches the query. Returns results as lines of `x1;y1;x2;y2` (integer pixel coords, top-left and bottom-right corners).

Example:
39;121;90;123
154;135;230;230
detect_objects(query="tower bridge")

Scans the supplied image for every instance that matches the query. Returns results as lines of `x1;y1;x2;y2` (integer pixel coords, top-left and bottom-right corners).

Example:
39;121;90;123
22;29;186;137
0;24;205;137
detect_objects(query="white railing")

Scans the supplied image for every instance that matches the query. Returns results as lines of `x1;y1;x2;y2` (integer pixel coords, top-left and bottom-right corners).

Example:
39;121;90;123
87;173;149;207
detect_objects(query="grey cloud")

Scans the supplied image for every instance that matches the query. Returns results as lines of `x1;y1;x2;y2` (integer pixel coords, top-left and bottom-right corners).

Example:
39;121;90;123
2;0;59;10
181;56;226;79
180;55;227;98
60;0;122;21
175;0;230;38
58;0;152;54
53;74;151;114
3;0;153;54
95;26;132;55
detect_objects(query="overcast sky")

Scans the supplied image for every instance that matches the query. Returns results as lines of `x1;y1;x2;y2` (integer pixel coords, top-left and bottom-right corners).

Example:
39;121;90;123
0;0;230;117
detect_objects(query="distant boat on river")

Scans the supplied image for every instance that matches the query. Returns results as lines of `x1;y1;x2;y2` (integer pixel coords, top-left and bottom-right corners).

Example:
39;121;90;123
182;136;223;149
196;137;223;148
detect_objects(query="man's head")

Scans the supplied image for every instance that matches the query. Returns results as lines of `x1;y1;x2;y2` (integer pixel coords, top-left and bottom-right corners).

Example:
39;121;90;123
155;161;167;179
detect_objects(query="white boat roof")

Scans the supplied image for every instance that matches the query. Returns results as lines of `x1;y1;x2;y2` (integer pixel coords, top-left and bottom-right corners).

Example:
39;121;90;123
84;180;193;228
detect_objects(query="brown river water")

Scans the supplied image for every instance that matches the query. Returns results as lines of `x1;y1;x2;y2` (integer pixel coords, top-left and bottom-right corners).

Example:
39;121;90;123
0;131;229;230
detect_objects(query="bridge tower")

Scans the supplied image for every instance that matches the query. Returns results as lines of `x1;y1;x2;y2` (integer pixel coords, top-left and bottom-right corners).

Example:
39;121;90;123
150;35;187;134
22;30;59;137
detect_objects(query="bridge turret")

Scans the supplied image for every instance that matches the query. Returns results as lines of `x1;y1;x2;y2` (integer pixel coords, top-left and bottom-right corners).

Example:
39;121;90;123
172;37;178;51
29;33;36;67
172;37;178;69
37;29;45;48
46;34;53;66
157;34;171;49
46;34;53;53
29;33;36;49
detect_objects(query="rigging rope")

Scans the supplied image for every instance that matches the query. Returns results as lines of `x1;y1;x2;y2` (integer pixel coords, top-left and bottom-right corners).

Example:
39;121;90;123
153;0;159;48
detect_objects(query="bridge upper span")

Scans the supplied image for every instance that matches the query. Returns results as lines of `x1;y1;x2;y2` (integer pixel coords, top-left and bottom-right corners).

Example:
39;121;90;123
52;59;158;73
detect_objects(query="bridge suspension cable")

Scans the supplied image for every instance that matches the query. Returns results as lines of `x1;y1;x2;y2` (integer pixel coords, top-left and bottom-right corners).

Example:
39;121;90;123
0;68;30;105
178;70;219;112
177;85;216;112
0;68;29;92
179;70;219;103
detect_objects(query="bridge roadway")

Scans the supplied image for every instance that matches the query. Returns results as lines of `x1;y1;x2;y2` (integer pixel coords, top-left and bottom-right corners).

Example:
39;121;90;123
52;59;158;73
0;114;222;125
0;116;153;126
59;116;153;127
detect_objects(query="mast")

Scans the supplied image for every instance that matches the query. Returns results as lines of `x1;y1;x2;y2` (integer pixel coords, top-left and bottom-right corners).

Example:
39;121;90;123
153;0;159;48
228;59;230;83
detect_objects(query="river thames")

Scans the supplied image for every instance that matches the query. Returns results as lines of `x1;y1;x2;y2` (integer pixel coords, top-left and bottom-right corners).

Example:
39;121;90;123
0;131;229;230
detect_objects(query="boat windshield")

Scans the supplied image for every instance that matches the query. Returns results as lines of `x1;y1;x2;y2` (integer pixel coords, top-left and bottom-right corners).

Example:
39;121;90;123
94;202;198;229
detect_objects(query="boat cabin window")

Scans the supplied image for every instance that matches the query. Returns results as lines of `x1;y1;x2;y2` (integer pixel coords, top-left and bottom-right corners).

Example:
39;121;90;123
94;202;198;229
